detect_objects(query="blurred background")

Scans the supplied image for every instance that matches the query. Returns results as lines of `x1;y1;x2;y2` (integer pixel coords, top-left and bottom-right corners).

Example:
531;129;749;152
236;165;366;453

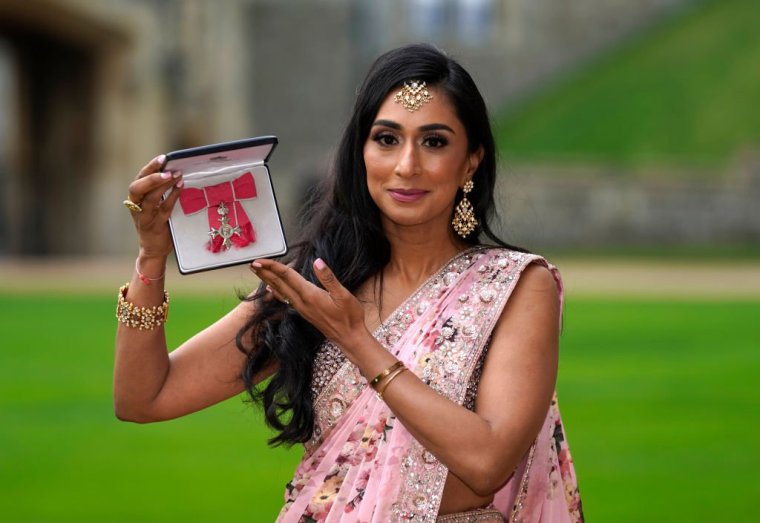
0;0;758;521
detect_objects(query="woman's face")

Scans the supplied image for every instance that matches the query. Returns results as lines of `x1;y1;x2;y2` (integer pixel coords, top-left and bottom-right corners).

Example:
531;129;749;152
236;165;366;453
363;86;482;236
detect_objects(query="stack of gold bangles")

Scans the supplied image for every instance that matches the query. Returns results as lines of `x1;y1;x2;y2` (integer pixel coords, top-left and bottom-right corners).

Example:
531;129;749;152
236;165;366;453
116;283;169;330
369;360;408;400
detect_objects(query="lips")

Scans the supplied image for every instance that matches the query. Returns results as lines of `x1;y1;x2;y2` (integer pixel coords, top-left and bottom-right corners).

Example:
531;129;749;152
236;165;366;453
388;188;429;203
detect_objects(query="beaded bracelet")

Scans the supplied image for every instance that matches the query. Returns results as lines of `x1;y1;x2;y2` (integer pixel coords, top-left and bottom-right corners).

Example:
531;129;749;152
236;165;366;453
115;283;169;330
369;360;404;389
376;366;408;400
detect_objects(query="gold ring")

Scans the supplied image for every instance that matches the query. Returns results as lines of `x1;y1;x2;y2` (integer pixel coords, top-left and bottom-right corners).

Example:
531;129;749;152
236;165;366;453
123;198;143;213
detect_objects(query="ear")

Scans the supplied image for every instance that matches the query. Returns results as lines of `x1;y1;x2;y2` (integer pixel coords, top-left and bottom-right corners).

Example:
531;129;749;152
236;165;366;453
465;146;484;179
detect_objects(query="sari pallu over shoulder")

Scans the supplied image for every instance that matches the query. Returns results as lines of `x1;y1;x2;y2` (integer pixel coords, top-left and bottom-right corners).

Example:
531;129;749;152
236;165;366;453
277;247;583;523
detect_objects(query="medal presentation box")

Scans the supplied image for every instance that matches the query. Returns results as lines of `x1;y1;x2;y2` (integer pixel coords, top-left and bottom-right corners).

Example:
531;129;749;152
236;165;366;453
164;136;288;274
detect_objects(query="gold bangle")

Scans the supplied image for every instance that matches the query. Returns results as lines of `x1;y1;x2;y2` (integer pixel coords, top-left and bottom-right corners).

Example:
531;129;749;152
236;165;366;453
376;367;408;399
369;360;404;389
115;282;169;330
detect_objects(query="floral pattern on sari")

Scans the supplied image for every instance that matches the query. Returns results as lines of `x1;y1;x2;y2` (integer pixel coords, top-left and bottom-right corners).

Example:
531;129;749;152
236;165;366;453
277;247;582;523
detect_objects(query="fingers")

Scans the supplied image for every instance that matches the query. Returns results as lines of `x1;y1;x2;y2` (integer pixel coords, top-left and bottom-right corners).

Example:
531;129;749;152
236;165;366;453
137;154;166;180
128;170;182;209
251;259;367;347
313;258;354;307
251;260;309;306
252;258;350;310
158;180;184;218
313;258;340;293
264;284;288;304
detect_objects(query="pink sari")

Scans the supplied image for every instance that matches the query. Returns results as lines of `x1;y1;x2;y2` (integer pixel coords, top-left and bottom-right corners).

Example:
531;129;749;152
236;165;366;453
277;247;583;522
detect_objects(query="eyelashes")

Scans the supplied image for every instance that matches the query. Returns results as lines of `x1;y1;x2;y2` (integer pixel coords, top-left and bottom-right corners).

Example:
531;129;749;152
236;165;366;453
423;133;448;148
370;132;449;148
371;132;397;146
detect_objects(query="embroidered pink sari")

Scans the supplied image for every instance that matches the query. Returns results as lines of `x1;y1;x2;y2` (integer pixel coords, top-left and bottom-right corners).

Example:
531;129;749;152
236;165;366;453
277;247;583;522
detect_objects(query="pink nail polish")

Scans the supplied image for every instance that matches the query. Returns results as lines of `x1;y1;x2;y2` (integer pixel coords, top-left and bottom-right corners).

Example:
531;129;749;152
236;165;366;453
157;154;166;164
252;262;263;269
176;179;184;188
315;258;326;270
160;172;171;180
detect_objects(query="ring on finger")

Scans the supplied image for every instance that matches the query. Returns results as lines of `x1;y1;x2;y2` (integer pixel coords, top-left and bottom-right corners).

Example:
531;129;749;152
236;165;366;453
123;198;143;213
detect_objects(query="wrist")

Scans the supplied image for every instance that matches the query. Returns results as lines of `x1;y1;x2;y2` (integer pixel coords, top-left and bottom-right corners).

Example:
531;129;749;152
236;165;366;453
137;249;168;266
136;251;167;283
339;330;398;382
338;326;374;358
137;235;172;261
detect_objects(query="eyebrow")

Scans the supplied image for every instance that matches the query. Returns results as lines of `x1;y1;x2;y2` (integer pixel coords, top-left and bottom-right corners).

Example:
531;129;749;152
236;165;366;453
372;119;456;134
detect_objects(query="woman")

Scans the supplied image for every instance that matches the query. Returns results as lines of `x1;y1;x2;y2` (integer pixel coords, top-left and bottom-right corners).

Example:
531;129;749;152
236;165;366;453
114;44;583;522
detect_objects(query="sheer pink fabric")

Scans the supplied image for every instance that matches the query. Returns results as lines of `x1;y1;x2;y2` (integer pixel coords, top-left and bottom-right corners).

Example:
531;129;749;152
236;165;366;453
277;247;583;522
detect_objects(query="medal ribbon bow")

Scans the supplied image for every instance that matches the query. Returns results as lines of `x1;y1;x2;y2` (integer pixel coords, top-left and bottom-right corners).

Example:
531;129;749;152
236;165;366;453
178;171;257;252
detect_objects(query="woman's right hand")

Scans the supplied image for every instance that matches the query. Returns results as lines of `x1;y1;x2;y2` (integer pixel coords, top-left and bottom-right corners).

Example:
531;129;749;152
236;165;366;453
127;154;184;259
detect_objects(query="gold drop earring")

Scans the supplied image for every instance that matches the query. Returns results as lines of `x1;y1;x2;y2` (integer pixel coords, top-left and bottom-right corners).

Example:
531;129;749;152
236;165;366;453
452;179;478;238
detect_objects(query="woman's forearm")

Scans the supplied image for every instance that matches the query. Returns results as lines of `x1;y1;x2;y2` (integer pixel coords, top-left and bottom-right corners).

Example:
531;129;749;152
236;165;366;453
380;369;539;496
346;336;525;495
113;253;171;422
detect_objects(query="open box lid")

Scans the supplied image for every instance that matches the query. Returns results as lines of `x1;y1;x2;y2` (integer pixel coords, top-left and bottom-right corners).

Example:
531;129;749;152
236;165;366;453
163;135;278;177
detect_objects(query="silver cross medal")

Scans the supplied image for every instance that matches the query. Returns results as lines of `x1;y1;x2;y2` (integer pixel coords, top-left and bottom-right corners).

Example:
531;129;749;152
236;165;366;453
208;201;240;250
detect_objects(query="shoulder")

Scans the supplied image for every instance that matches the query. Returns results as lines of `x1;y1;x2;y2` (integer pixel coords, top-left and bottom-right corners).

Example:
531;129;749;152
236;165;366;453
489;256;561;352
516;262;559;294
473;247;561;314
477;247;559;283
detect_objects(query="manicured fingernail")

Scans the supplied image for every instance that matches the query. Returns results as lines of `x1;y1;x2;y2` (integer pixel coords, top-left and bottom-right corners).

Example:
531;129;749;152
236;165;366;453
265;285;273;292
157;154;166;164
315;258;326;270
172;170;182;178
160;172;171;179
252;262;262;269
176;179;184;188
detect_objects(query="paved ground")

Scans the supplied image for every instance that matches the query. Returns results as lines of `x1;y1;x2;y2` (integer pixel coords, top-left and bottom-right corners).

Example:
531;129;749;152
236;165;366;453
1;256;758;299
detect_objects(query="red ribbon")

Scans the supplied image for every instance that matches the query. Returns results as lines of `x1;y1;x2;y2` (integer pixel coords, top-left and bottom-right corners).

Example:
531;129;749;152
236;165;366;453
179;171;257;252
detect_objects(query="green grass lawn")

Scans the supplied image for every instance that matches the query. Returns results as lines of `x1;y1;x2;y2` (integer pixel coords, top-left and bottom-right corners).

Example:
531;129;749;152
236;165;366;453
495;0;760;167
1;292;758;521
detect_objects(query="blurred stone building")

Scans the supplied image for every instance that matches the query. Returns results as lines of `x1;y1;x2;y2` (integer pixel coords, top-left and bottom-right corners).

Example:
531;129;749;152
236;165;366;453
0;0;692;256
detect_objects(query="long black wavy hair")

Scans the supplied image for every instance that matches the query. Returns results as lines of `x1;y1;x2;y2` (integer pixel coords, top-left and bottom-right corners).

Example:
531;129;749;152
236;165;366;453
236;43;522;446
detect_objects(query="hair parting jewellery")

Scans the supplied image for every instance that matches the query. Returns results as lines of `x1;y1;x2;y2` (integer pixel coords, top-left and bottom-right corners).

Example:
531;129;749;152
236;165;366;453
393;80;433;112
452;179;478;238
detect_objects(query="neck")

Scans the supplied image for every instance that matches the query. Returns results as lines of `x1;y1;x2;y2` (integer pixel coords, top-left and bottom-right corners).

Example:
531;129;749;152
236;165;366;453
382;221;472;288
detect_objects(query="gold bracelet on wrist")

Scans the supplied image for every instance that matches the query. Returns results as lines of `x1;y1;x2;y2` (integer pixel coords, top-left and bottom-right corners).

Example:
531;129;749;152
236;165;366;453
115;282;169;330
376;367;408;400
369;360;404;389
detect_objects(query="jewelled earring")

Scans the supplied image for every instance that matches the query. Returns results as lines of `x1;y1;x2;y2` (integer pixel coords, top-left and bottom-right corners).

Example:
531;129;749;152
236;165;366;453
452;180;478;238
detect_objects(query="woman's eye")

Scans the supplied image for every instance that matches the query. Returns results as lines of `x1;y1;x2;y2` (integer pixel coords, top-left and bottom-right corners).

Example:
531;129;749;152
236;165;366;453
372;133;398;146
423;134;448;148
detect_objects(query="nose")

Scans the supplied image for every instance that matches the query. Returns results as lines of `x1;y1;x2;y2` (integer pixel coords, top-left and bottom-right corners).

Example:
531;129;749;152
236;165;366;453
394;141;420;178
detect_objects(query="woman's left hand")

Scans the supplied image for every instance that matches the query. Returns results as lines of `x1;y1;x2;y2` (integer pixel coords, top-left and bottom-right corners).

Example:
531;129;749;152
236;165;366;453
250;258;369;350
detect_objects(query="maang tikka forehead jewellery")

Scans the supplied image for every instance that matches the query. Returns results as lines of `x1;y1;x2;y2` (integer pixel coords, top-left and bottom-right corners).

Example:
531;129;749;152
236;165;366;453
452;180;478;238
394;80;433;112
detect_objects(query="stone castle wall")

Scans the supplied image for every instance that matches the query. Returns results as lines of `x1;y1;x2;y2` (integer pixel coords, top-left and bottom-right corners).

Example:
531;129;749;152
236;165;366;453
496;154;760;250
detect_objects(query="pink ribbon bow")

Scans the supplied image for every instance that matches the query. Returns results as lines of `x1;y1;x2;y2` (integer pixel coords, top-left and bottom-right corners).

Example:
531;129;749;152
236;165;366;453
179;171;257;252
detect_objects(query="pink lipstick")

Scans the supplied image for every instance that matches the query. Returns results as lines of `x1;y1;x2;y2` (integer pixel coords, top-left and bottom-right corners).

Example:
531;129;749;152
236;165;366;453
388;188;428;203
